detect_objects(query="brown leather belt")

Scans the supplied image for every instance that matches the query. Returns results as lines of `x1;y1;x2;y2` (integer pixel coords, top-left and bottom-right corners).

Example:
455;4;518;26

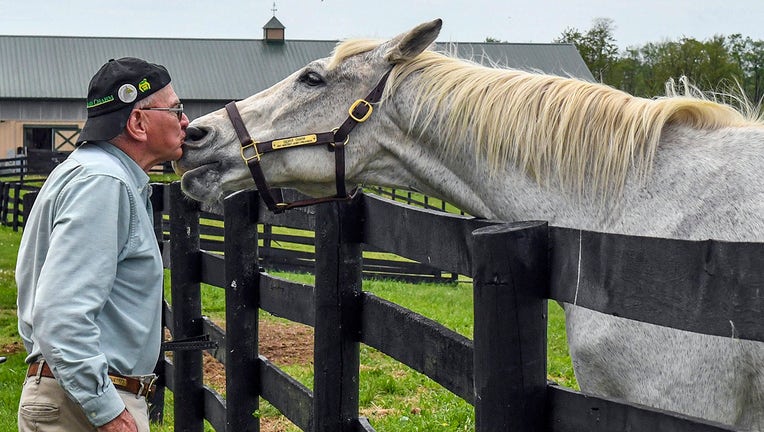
27;361;156;399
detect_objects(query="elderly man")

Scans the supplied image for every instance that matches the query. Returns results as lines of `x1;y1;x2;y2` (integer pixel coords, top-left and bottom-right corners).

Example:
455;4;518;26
16;57;187;431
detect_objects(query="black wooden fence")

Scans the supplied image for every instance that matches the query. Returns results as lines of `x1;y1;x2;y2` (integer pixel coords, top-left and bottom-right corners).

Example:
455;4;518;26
161;206;456;283
0;151;175;230
0;150;69;230
152;181;762;432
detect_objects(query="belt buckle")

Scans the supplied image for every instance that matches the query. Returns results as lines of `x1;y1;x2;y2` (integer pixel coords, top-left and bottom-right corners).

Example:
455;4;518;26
137;375;158;399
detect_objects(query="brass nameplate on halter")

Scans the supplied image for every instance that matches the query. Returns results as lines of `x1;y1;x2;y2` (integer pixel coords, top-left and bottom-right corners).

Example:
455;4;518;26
273;134;318;149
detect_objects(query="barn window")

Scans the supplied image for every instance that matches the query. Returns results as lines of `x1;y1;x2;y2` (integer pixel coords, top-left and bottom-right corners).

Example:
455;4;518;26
23;125;80;152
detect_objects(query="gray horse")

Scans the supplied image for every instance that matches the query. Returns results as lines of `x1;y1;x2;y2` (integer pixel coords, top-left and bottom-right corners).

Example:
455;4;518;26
175;19;764;429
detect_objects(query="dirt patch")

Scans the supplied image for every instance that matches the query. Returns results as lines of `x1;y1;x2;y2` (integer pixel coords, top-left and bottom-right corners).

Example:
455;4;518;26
200;319;313;431
202;319;313;388
1;340;22;354
258;320;314;366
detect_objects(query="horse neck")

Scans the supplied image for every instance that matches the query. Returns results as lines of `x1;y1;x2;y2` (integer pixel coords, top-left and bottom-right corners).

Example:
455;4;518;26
373;114;594;223
377;83;596;222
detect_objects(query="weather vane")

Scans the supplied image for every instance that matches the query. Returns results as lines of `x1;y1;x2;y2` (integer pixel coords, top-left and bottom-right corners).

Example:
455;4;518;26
271;1;277;16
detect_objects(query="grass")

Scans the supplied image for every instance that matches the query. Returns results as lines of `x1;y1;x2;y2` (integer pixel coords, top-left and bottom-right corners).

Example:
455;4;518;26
0;223;576;431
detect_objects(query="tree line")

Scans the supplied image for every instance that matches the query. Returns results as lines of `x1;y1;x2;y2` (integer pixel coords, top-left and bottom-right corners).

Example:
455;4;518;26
552;18;764;104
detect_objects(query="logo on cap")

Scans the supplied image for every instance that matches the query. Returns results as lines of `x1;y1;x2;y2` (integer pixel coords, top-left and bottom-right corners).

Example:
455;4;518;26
86;95;115;109
138;78;151;92
118;84;138;103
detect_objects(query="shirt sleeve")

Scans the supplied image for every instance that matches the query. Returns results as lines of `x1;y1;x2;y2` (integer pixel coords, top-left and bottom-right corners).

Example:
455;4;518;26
31;174;131;426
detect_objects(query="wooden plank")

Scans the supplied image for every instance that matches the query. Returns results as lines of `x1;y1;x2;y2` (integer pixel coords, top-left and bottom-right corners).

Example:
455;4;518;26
200;251;226;288
224;189;261;431
361;192;496;276
471;222;548;431
261;247;315;261
162;358;175;391
267;232;316;245
360;293;474;403
313;199;364;432
201;317;227;365
354;417;376;432
202;386;228;432
260;356;313;431
361;257;443;276
550;227;764;342
259;273;315;326
546;385;738;432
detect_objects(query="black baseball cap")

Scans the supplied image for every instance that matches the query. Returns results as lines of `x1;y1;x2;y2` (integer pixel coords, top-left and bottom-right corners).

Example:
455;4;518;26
76;57;172;144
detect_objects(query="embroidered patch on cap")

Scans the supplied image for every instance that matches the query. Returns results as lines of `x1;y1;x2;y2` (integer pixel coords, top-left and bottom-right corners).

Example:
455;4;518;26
138;78;151;92
118;84;138;103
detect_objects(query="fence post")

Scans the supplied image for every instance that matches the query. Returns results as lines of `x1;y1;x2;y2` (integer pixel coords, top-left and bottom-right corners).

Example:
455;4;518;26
0;181;8;225
169;182;205;431
149;184;167;424
224;190;261;431
11;183;21;230
312;194;364;432
471;221;548;432
22;190;38;229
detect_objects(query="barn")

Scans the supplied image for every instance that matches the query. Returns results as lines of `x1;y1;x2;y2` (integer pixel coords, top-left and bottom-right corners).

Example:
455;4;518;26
0;15;593;159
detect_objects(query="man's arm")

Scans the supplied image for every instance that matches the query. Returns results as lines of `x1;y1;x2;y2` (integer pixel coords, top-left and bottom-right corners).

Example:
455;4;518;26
32;175;130;426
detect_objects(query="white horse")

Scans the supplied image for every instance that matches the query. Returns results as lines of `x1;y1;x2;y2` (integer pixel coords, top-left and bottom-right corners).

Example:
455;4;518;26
176;19;764;429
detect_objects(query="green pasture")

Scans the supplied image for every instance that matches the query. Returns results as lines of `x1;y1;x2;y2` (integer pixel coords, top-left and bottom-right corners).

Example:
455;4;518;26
0;204;576;431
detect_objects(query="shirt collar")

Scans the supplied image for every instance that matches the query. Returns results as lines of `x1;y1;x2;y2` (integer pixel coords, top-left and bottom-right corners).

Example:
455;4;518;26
92;141;151;194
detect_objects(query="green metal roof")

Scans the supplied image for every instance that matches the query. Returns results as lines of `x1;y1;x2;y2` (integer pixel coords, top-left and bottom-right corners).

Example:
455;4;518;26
0;35;593;101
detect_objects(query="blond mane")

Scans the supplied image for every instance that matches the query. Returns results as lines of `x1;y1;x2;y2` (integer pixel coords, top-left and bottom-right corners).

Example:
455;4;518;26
331;39;760;198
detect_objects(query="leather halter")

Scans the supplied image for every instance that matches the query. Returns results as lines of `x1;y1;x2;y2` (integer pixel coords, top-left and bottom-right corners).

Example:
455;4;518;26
225;69;392;213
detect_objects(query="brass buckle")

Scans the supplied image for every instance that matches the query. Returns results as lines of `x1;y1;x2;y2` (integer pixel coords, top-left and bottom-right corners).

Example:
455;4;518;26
240;141;261;162
137;375;158;399
348;99;373;122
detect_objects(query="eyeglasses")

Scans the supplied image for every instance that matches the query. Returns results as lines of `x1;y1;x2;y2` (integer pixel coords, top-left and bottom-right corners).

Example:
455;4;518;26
139;103;184;121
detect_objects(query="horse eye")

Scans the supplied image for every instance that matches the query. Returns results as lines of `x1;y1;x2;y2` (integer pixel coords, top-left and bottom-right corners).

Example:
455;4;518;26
299;71;325;87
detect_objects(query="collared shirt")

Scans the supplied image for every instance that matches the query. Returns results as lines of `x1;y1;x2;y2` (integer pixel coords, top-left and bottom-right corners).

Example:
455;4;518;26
16;141;163;426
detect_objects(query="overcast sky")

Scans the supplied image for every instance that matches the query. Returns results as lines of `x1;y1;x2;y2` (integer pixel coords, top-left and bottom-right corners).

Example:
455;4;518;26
1;0;763;50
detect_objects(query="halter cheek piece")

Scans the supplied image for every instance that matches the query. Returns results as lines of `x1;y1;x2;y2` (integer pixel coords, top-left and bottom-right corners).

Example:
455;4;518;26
225;69;393;213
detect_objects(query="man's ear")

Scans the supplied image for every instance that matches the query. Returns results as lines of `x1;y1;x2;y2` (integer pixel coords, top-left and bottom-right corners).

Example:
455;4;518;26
124;110;149;141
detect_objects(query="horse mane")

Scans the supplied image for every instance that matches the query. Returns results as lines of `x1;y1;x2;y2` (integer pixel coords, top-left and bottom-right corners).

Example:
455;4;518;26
331;39;761;198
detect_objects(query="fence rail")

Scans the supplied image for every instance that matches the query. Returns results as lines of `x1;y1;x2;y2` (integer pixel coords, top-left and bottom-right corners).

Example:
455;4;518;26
152;181;761;431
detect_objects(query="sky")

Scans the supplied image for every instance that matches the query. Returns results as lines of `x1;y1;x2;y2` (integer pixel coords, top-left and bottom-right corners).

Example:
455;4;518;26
1;0;763;50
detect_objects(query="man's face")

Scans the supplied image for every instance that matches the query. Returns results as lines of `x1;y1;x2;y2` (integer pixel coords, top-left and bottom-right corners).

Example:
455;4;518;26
141;85;188;165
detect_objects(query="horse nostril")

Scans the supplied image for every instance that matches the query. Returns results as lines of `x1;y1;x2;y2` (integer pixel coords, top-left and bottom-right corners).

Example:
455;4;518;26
185;126;208;143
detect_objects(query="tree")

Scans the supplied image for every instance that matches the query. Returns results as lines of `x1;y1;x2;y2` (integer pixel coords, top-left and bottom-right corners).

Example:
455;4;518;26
556;18;619;83
729;34;764;104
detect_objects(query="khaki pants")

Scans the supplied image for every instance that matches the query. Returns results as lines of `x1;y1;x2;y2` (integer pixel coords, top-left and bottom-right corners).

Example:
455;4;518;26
18;375;150;432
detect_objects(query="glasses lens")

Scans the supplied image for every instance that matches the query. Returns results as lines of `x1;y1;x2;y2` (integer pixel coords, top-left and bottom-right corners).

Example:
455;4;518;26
175;104;184;120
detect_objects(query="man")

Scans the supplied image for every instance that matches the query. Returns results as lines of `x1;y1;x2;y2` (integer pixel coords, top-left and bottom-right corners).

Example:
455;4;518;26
16;57;187;431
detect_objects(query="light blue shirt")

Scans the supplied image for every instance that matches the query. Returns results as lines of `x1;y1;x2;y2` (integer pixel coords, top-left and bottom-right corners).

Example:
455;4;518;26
16;141;163;426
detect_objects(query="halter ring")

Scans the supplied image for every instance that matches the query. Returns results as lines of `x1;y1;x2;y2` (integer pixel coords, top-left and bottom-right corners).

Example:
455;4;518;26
331;127;350;147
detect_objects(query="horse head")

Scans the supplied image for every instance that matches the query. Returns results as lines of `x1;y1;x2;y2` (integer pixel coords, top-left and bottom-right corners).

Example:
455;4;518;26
175;19;443;211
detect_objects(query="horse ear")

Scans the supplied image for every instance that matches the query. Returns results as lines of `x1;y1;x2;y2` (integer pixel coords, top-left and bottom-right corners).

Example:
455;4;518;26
385;18;442;64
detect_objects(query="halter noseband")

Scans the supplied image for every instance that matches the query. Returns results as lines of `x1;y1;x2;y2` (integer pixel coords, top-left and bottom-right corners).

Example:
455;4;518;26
224;69;392;213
